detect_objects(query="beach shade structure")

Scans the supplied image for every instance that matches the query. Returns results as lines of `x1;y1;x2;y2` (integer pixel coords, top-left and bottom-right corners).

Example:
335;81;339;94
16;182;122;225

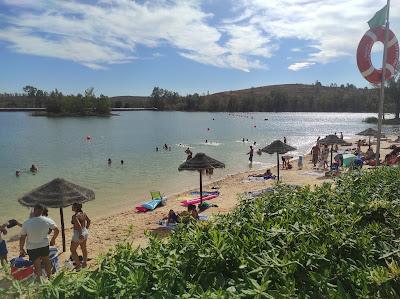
18;178;95;252
318;135;347;166
178;153;225;204
261;140;296;181
357;128;378;149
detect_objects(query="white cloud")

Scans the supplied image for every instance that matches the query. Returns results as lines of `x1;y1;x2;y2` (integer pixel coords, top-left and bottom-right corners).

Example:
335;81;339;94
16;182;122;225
0;0;273;71
233;0;400;64
0;0;399;71
288;62;315;71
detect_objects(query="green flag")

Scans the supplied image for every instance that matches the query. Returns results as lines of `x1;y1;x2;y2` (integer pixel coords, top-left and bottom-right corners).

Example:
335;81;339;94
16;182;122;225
368;5;387;29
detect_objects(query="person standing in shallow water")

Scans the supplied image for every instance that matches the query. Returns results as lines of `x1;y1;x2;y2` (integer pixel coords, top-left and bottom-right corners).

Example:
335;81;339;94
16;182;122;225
108;158;112;165
247;146;254;163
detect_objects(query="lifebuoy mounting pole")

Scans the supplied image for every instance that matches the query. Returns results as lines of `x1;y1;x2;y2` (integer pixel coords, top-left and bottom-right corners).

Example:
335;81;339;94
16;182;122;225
376;0;391;166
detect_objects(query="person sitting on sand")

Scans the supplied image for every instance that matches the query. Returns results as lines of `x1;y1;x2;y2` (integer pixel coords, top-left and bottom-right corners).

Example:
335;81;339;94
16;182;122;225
30;164;38;173
365;147;375;161
187;204;199;220
165;205;199;225
166;210;178;224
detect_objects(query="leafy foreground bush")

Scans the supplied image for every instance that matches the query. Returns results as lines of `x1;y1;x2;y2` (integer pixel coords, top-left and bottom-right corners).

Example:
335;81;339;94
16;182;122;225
2;167;400;298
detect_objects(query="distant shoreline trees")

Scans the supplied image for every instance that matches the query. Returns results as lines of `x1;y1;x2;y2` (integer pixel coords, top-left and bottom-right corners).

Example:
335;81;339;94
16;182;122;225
2;80;400;116
1;86;111;115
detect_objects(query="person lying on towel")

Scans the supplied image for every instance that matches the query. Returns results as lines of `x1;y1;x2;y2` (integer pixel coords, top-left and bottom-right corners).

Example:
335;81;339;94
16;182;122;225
249;169;276;180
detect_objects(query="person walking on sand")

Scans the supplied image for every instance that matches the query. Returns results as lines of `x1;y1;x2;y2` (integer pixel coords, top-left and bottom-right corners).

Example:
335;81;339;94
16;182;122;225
340;132;343;139
321;144;329;169
247;146;254;163
70;203;91;269
311;144;320;167
284;137;287;144
19;204;59;279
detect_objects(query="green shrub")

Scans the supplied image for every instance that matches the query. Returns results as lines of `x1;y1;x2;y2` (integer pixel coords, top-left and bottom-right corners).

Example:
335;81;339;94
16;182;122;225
2;167;400;298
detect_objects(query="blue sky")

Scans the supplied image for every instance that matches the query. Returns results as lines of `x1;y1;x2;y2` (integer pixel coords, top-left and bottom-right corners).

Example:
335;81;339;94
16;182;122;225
0;0;399;96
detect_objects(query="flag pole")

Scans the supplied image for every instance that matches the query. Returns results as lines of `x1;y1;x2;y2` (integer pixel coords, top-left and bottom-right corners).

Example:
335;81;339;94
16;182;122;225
375;0;390;166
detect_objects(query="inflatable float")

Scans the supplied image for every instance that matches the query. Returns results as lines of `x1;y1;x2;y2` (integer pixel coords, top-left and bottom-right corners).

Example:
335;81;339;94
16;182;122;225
136;199;162;213
180;194;218;207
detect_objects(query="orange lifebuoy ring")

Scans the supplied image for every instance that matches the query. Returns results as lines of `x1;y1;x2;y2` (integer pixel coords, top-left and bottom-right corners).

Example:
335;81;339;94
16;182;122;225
357;26;399;84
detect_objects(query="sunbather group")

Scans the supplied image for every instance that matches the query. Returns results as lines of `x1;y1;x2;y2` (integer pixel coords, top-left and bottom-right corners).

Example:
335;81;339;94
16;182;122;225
164;204;199;225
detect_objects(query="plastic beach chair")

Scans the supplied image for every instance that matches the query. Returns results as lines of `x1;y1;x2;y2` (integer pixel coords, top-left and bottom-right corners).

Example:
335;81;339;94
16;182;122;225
150;191;167;206
150;191;162;200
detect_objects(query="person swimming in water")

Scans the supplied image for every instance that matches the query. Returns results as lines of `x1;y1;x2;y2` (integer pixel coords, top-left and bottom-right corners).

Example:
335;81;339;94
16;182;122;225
30;164;38;173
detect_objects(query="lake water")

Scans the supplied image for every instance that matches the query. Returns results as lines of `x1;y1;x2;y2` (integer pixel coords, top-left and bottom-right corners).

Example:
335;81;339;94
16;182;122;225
0;111;391;223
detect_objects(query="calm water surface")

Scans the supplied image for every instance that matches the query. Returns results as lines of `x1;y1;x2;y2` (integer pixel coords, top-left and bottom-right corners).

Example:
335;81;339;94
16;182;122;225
1;111;394;223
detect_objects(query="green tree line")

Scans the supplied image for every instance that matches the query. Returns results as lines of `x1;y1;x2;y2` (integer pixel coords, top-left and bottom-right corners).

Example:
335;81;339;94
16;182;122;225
149;80;400;116
0;86;111;115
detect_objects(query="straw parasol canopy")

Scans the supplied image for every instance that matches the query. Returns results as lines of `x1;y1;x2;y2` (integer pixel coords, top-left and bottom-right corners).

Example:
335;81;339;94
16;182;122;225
317;135;346;146
318;135;346;166
261;140;296;180
178;153;225;204
18;178;95;252
357;128;378;137
18;178;95;208
357;128;378;148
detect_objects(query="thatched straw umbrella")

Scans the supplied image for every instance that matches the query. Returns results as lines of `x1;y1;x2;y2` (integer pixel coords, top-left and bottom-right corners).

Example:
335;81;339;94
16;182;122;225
261;140;296;181
318;135;347;166
18;178;95;252
178;153;225;204
357;128;378;149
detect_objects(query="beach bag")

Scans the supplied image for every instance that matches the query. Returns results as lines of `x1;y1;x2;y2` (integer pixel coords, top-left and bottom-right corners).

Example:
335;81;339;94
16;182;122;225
10;257;34;281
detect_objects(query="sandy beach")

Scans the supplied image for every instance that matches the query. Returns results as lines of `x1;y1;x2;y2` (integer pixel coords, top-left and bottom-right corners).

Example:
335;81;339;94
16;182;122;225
4;136;399;265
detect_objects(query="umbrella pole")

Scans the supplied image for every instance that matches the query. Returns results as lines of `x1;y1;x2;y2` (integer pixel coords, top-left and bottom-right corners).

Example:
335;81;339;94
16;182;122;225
330;145;333;168
369;136;371;149
59;208;66;253
277;153;280;181
199;170;203;205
